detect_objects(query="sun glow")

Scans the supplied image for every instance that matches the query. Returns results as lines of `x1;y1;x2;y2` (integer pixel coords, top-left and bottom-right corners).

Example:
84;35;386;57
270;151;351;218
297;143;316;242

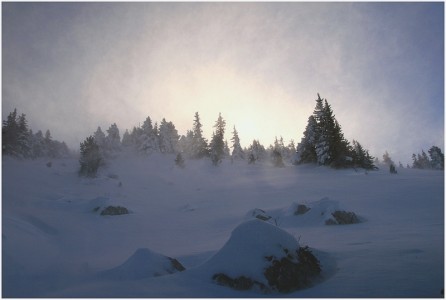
145;62;309;148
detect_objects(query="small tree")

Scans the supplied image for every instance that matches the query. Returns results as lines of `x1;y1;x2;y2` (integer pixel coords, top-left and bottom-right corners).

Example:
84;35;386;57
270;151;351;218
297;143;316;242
389;164;397;174
79;136;102;177
175;153;185;169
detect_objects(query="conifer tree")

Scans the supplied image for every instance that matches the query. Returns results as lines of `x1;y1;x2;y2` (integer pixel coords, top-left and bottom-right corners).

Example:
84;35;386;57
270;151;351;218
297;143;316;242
247;139;266;164
79;136;102;177
210;113;226;165
231;126;244;161
191;112;209;159
428;146;444;170
296;115;318;164
105;123;121;157
159;118;179;153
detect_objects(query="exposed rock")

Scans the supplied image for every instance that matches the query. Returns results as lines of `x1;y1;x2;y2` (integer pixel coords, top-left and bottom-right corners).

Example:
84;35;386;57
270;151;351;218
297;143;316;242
213;273;267;292
325;210;360;225
100;206;129;216
168;257;185;272
252;208;271;221
294;204;311;215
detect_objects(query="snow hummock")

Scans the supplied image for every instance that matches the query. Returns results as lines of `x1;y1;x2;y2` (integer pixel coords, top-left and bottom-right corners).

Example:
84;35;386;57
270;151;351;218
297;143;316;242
100;248;183;280
2;155;444;297
197;219;300;284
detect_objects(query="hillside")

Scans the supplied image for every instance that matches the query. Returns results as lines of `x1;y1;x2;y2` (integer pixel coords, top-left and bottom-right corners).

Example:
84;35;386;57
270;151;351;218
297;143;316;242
2;154;444;297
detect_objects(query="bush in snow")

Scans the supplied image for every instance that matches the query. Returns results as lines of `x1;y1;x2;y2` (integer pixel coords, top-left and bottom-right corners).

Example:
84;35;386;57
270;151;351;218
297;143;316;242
264;246;321;292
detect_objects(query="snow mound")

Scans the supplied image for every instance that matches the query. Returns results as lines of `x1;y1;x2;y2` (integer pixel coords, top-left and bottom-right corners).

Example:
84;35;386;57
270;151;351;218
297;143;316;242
100;248;185;280
198;219;300;284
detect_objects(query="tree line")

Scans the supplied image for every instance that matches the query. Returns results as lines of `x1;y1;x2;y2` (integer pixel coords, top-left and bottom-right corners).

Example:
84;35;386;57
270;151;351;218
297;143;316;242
2;109;70;159
3;94;443;177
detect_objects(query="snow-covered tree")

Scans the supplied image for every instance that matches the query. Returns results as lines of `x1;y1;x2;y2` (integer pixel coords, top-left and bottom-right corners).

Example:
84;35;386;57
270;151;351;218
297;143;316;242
121;129;132;148
138;116;159;154
247;139;267;164
191;112;209;159
351;140;376;170
105;123;121;157
93;126;107;158
209;113;226;165
295;115;318;164
158;118;179;153
428;146;444;170
382;151;395;166
2;108;20;156
231;126;244;161
178;130;194;157
79;136;102;177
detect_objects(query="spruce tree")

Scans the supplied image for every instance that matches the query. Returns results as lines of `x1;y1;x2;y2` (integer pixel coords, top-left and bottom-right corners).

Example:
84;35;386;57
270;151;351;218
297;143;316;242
210;113;226;165
296;115;318;164
191;112;209;159
231;126;244;161
79;136;102;177
428;146;444;170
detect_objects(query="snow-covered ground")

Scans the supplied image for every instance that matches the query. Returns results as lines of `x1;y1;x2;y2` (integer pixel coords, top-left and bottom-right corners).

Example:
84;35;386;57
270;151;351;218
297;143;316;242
2;154;444;297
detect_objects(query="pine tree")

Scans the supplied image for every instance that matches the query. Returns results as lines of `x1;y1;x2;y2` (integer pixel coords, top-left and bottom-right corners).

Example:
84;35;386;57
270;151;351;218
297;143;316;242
79;136;102;177
191;112;209;159
231;126;244;161
93;126;107;158
351;140;376;170
174;153;185;169
139;116;158;154
178;130;194;157
17;113;31;157
247;139;266;164
271;147;285;168
209;113;226;165
159;118;179;153
121;129;132;148
296;115;318;164
428;146;444;170
382;151;394;166
105;123;121;157
2;109;19;156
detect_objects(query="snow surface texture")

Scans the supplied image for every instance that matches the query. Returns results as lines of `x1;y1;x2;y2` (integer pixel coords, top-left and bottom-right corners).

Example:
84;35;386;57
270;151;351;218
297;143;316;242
2;154;444;297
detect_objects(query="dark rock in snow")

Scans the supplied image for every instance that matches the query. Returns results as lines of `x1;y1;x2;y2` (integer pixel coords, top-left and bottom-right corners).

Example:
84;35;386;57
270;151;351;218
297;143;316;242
294;204;311;215
100;206;129;216
252;208;271;221
213;273;268;292
325;210;360;225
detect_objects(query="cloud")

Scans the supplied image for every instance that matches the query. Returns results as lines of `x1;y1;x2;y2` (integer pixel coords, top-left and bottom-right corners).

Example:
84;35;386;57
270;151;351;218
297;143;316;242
2;3;443;164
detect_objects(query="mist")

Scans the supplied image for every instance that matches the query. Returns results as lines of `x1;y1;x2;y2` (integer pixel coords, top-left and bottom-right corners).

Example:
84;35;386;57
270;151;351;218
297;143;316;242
2;2;443;165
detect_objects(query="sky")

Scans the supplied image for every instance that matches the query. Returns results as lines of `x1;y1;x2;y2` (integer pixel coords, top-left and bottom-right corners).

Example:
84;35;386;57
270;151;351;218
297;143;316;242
2;2;444;165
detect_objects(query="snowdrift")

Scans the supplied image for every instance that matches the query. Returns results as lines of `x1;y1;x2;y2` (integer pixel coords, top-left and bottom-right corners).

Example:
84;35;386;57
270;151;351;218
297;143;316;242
246;197;363;227
197;219;321;293
99;248;185;280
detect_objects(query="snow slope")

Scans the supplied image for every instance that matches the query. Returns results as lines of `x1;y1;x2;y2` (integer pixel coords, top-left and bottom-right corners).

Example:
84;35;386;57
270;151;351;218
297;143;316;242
2;154;444;297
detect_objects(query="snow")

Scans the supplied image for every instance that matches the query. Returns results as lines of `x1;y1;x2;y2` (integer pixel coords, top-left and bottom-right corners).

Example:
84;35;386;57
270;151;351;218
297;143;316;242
2;154;444;297
100;248;183;280
196;219;300;284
